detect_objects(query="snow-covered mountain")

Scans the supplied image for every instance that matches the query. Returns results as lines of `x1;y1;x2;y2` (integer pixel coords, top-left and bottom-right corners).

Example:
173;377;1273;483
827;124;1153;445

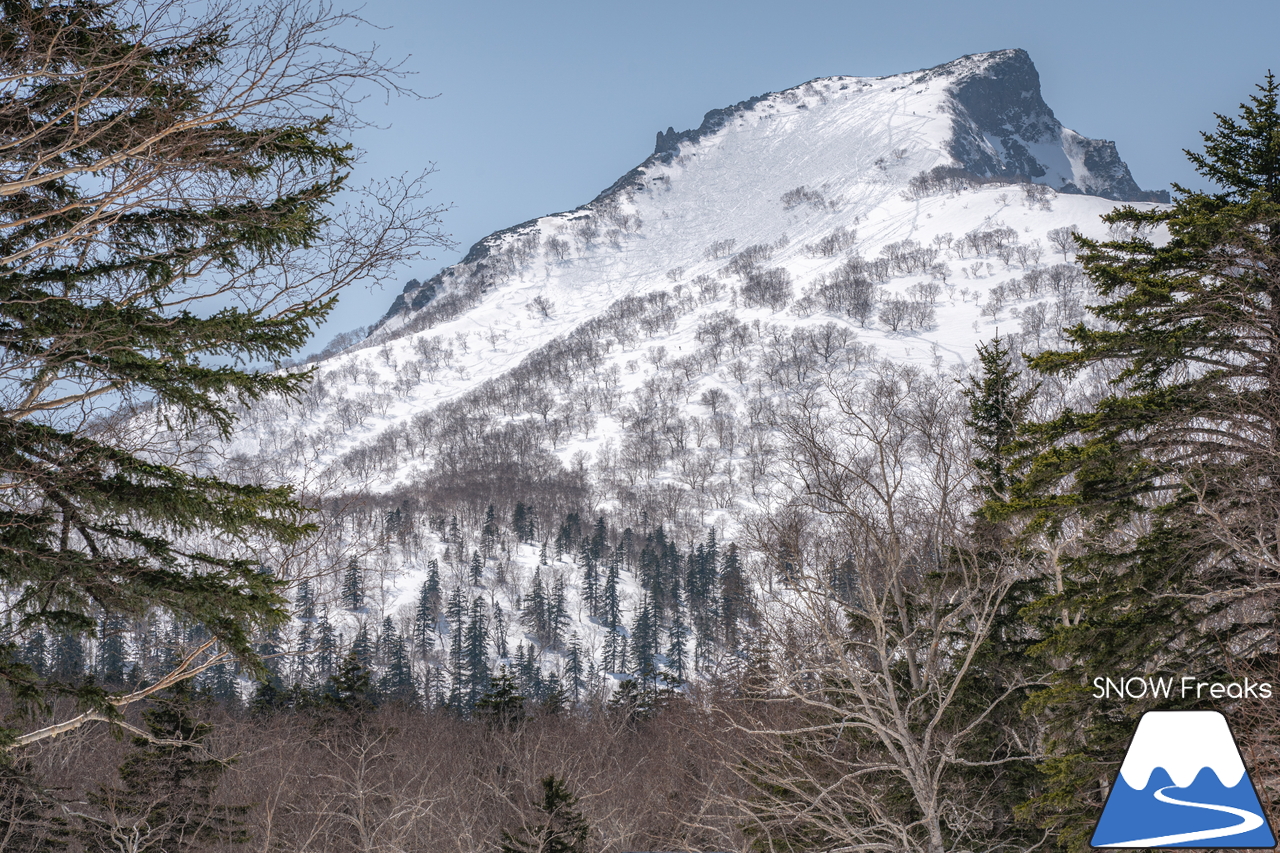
212;49;1168;701
380;47;1164;326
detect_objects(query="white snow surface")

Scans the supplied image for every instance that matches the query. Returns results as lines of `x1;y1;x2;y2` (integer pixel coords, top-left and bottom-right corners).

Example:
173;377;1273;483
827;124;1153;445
250;53;1160;484
1118;711;1247;790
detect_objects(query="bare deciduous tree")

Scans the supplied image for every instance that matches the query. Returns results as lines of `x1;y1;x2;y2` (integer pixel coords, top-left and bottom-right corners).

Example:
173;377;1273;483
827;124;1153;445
728;361;1044;853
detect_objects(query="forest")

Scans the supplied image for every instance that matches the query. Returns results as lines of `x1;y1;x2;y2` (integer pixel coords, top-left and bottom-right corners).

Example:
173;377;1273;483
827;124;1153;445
2;0;1280;851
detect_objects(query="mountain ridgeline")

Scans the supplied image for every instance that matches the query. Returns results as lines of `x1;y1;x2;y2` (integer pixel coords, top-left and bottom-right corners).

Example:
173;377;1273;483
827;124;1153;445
382;48;1165;326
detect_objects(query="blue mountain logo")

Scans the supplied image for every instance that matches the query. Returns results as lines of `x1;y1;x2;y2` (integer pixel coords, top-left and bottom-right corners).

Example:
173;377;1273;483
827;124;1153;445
1092;710;1276;848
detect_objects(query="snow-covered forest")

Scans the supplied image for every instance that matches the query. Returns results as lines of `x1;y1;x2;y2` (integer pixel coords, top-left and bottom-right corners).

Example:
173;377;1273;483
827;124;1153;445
4;2;1279;851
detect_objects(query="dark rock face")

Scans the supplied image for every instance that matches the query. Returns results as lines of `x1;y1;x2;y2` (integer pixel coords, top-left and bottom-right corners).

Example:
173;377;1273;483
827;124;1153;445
927;49;1168;203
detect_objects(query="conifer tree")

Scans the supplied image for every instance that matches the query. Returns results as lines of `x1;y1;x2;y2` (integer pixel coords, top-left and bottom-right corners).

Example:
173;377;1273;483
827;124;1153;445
323;650;377;713
379;628;418;708
295;581;316;623
96;613;129;688
198;660;239;708
513;503;533;543
523;566;550;645
476;666;524;728
589;516;608;562
564;634;586;704
499;775;591;853
350;625;374;670
445;588;467;710
581;552;600;619
629;594;659;676
493;601;510;659
376;616;397;667
666;580;689;683
75;686;249;853
482;504;500;558
20;631;46;679
464;596;490;707
413;561;443;657
1010;75;1280;849
341;558;365;611
0;0;446;738
602;557;621;632
313;606;338;685
962;337;1038;505
293;614;313;689
719;543;749;652
549;575;569;650
255;626;284;690
49;632;85;683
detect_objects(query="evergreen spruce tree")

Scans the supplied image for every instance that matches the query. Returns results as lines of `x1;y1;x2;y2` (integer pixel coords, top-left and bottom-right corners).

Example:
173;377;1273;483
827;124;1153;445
962;337;1038;506
629;594;659;676
95;613;129;688
411;582;435;660
313;606;338;685
374;616;395;667
564;634;585;704
295;580;316;623
464;596;491;708
523;566;550;645
20;631;46;679
475;665;525;728
482;504;500;558
341;558;365;611
581;551;600;618
294;616;313;689
499;775;591;853
198;660;239;707
76;686;249;853
445;588;467;711
719;543;749;653
379;629;418;708
513;502;532;543
350;624;374;670
549;575;569;651
488;602;507;661
666;581;689;683
469;550;484;586
256;626;284;691
415;561;443;655
323;650;378;713
602;557;621;633
49;632;85;683
1008;75;1280;850
589;516;608;562
0;0;444;736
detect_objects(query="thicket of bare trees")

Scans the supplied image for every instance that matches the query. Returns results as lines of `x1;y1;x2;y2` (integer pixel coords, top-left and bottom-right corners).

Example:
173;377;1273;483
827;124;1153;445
7;700;752;853
725;361;1043;853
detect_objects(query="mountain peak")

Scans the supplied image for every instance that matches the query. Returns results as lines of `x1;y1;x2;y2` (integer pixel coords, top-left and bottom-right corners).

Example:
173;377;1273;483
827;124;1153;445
1119;711;1246;790
379;49;1166;329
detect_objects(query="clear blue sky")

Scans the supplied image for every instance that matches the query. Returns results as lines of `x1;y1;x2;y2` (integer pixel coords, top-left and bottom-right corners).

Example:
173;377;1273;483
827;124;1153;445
314;0;1280;348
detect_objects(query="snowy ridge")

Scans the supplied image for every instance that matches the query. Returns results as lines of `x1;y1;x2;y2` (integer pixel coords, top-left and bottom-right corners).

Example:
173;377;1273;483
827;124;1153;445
381;50;1162;329
1119;712;1247;790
